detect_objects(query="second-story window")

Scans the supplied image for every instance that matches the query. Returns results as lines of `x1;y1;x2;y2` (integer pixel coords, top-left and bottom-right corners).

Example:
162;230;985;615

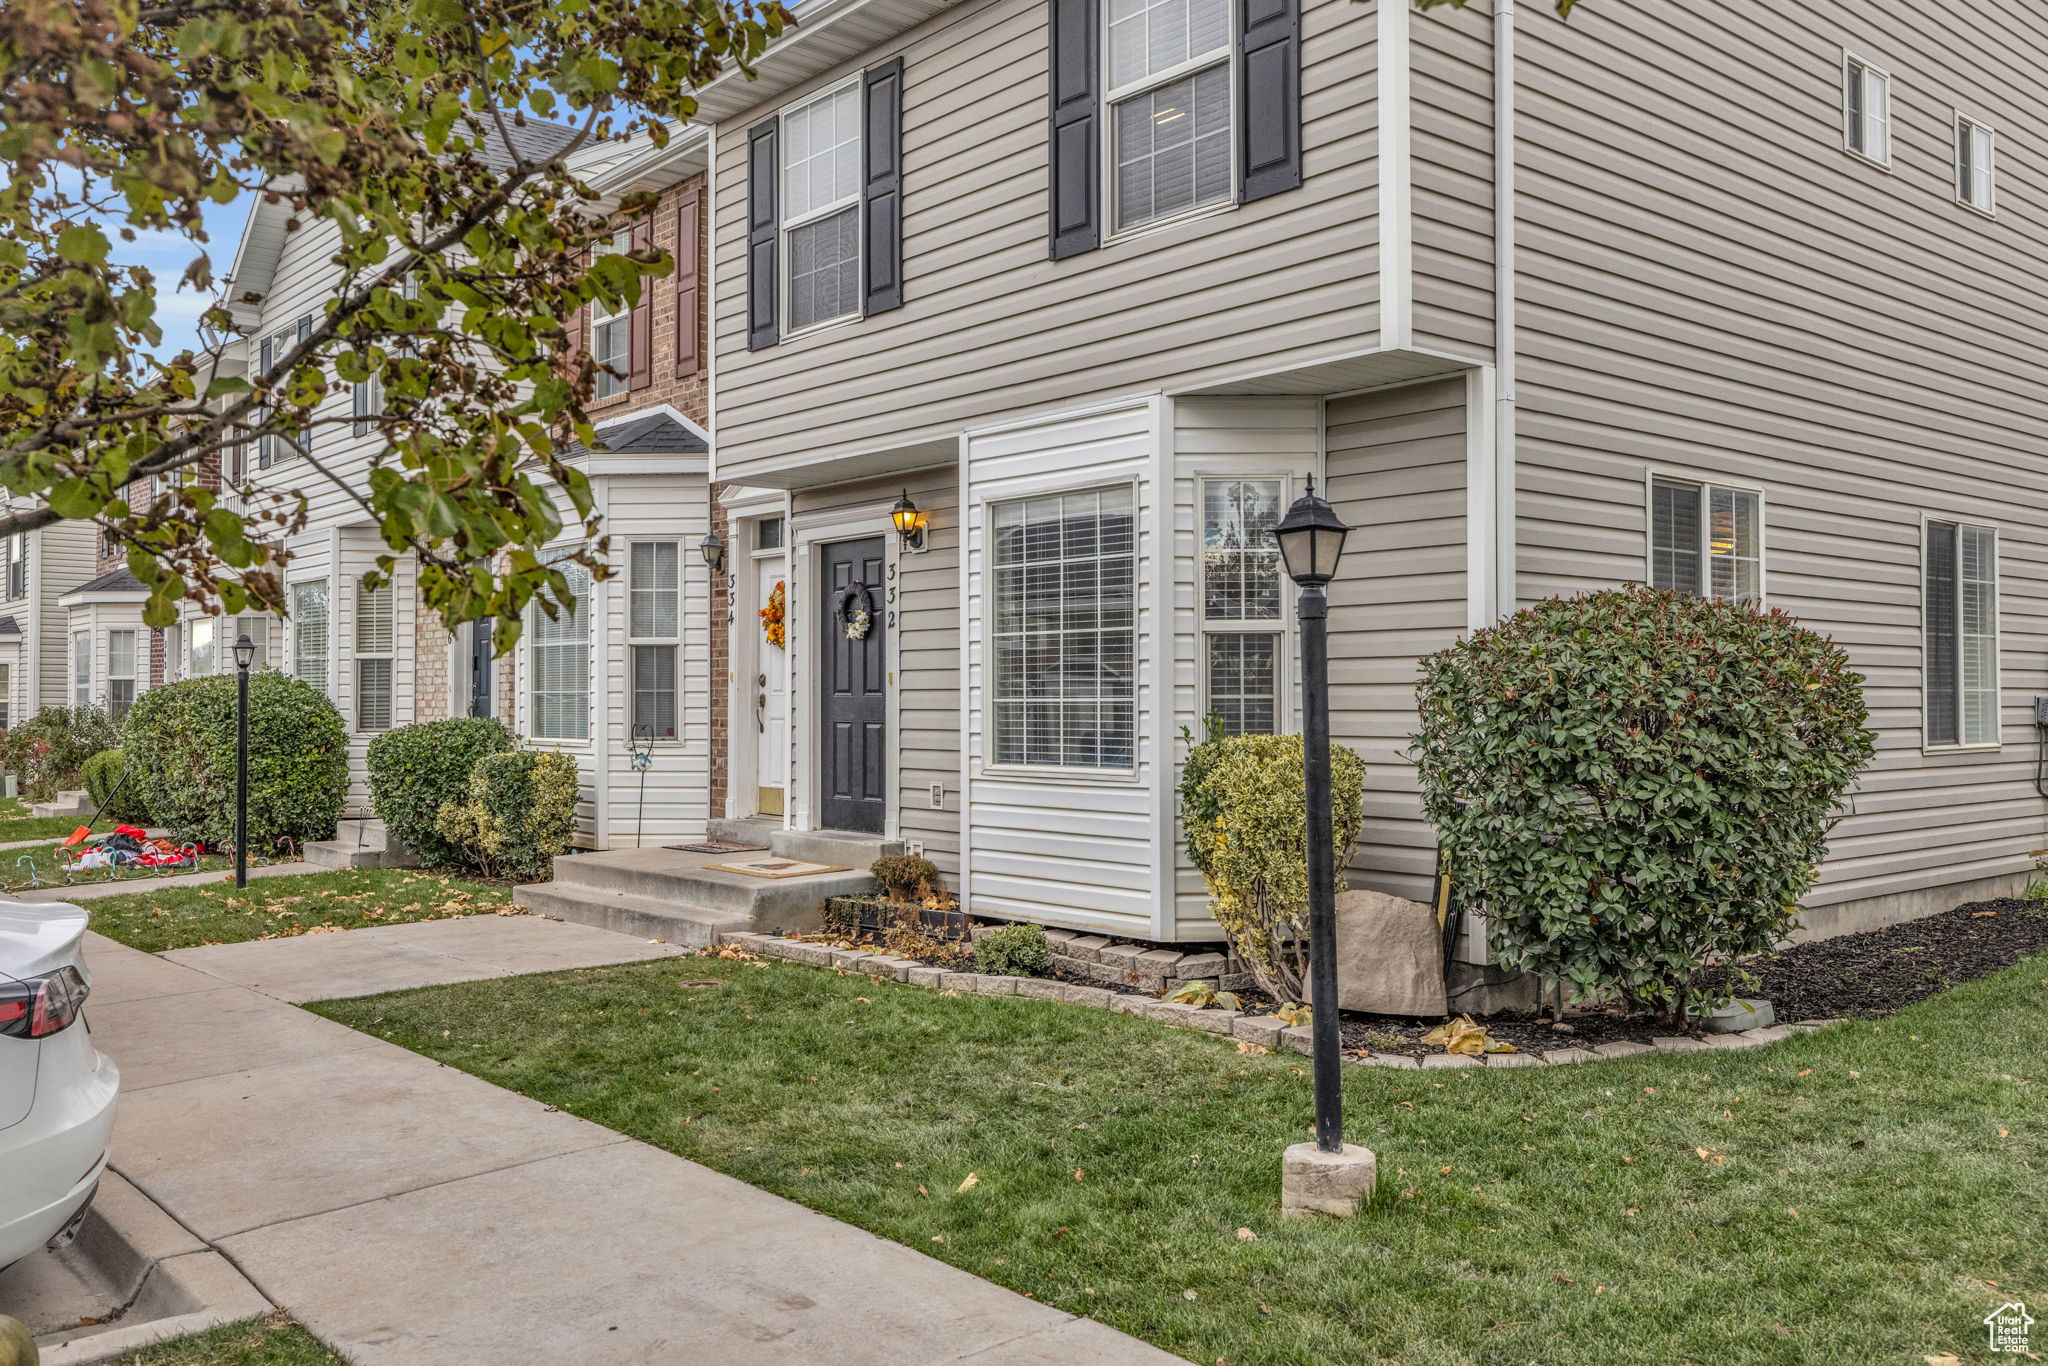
257;314;313;469
1842;54;1890;165
781;82;863;335
1955;114;1996;214
591;233;633;398
3;534;23;600
1108;0;1233;234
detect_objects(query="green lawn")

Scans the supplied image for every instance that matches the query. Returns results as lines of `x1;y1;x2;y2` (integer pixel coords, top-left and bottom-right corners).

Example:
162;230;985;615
0;814;123;844
86;868;520;952
310;949;2048;1366
0;838;235;894
105;1316;341;1365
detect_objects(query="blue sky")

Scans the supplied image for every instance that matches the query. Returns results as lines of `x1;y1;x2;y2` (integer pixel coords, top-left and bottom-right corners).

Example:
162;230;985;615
121;193;252;358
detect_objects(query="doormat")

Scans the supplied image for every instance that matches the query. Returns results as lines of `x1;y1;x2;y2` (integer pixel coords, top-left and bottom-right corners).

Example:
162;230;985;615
705;857;852;880
665;841;772;854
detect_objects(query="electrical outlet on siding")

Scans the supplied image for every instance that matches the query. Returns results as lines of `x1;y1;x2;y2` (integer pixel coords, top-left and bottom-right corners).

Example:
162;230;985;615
929;782;945;809
906;841;925;858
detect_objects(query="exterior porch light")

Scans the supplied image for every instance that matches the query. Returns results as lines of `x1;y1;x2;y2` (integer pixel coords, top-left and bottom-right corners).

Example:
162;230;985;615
891;490;929;554
699;529;727;575
1272;477;1375;1218
232;632;255;890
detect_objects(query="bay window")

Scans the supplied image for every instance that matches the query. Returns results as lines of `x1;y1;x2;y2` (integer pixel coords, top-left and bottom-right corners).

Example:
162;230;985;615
529;563;591;741
355;580;395;732
108;630;136;719
1924;519;1998;748
628;542;681;741
72;631;89;710
1198;476;1286;734
990;486;1136;769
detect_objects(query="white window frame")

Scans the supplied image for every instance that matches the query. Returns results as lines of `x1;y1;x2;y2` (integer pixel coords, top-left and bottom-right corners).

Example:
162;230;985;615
627;541;683;743
1921;516;2000;752
778;78;865;340
108;629;136;720
527;562;592;743
290;579;330;696
186;616;216;678
984;480;1141;778
0;662;12;730
71;630;90;711
589;232;633;399
1644;471;1766;606
1195;474;1290;736
1953;111;1997;216
1842;52;1892;168
1101;0;1238;242
354;579;396;733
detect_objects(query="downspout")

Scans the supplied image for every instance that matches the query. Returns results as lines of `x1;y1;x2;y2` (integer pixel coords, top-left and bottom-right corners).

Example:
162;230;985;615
1493;0;1518;620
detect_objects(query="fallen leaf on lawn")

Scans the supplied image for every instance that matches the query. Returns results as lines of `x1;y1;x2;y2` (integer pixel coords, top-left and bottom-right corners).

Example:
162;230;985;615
1182;1289;1197;1301
1074;1168;1086;1180
917;1185;928;1196
1695;1147;1727;1165
1796;1069;1813;1076
957;1172;980;1193
1553;1274;1574;1285
1620;1156;1635;1166
932;1235;945;1244
1236;1227;1257;1241
1926;1354;1962;1366
1787;1207;1798;1219
1848;1070;1861;1078
1772;1324;1790;1338
1236;1041;1269;1055
2000;1128;2010;1138
1643;1087;1657;1096
1420;1014;1514;1055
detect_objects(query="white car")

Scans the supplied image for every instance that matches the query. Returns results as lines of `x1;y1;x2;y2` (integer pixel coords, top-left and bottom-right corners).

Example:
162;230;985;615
0;900;118;1272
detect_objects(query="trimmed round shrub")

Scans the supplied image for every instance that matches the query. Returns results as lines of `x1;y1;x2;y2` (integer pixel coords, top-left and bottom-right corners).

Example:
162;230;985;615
122;671;348;852
0;705;117;802
367;717;513;867
1178;728;1366;1003
971;921;1052;977
435;749;580;881
80;748;150;824
870;853;942;901
1412;586;1875;1024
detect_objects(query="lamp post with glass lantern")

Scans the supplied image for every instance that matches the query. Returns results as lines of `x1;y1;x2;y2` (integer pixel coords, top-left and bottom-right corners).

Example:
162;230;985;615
233;633;255;889
1271;478;1376;1217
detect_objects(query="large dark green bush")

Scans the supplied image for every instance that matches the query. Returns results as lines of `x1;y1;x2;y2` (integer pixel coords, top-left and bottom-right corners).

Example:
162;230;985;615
1177;726;1366;1003
122;671;348;851
367;717;513;867
1412;587;1875;1024
0;705;118;802
81;748;150;824
435;749;580;881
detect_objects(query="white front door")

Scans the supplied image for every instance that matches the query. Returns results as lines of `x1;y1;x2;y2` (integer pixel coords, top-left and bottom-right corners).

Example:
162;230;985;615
753;553;789;816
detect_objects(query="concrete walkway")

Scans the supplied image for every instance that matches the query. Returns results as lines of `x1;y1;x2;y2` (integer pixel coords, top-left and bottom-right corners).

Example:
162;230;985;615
82;917;1183;1365
10;859;322;901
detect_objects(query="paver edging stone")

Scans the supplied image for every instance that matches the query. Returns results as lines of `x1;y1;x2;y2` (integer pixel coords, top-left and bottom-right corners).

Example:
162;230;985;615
723;933;1847;1068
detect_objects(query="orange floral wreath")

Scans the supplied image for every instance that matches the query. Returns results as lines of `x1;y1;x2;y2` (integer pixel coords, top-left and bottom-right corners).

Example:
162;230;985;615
760;581;786;649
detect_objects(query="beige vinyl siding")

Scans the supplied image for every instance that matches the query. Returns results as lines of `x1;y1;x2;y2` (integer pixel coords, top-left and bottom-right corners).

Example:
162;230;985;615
33;522;96;713
709;0;1381;483
1503;2;2048;921
1167;397;1320;936
1409;2;1495;361
788;470;962;872
1323;377;1468;903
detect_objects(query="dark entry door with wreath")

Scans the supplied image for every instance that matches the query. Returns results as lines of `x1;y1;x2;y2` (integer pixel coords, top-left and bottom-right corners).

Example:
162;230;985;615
819;536;887;834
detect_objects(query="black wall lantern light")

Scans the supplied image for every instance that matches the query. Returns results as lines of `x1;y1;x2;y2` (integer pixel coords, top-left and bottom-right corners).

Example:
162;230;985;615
232;632;256;890
1271;476;1376;1219
891;490;929;554
699;529;727;576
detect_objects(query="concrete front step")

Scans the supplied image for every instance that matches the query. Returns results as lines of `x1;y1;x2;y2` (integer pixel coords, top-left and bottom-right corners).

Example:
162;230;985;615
304;817;419;870
30;790;93;819
705;818;903;869
512;883;750;948
544;847;873;923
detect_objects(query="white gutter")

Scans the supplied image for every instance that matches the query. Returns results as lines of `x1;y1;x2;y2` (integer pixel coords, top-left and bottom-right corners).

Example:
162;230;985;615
1493;0;1518;620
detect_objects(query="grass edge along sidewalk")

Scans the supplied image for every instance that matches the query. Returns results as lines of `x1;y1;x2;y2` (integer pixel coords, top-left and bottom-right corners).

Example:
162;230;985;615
311;945;2048;1366
79;868;522;953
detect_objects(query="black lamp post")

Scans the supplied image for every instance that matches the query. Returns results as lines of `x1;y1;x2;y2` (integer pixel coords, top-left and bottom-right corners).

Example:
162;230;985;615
232;632;256;889
1272;477;1351;1155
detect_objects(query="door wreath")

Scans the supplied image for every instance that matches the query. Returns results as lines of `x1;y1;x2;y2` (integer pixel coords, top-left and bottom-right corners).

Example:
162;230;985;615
838;583;874;641
759;581;785;649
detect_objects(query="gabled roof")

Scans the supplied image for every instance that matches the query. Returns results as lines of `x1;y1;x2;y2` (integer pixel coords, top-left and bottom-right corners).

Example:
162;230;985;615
220;117;585;330
0;616;18;636
66;567;146;596
559;409;710;460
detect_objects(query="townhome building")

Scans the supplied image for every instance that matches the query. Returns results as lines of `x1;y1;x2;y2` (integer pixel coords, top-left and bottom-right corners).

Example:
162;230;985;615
215;123;728;846
0;512;97;728
689;0;2048;947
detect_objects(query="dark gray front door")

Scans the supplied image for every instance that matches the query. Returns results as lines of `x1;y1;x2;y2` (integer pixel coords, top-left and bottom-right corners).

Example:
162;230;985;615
469;619;494;719
819;537;887;834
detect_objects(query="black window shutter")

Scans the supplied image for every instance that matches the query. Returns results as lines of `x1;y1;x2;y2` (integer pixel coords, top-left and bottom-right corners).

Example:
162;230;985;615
747;118;781;351
1237;0;1302;202
1925;520;1959;745
1047;0;1100;259
256;337;273;470
628;219;654;388
862;57;905;315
